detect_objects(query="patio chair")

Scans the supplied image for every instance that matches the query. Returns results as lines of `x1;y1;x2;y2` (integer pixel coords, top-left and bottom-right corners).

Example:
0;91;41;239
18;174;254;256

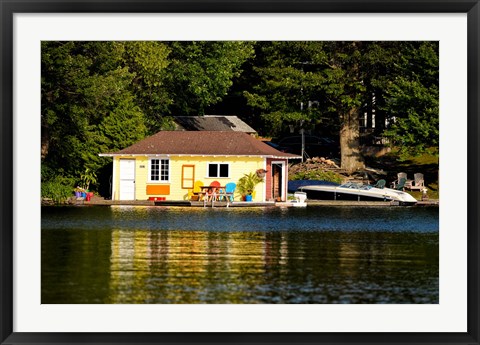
394;177;407;191
188;180;203;201
391;172;408;189
405;173;425;191
374;179;386;189
224;182;236;202
207;181;221;202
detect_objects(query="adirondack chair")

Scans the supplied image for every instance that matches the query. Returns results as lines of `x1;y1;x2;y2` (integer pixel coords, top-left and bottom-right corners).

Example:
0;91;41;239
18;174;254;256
394;177;407;191
374;179;386;189
188;180;203;201
207;181;221;202
405;173;425;191
391;172;408;189
224;182;236;202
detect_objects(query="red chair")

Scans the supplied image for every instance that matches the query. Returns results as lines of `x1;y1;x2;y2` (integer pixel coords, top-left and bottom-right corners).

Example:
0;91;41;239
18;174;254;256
207;181;221;201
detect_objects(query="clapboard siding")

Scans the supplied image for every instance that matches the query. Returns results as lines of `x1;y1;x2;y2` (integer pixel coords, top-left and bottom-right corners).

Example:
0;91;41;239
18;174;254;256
113;156;267;201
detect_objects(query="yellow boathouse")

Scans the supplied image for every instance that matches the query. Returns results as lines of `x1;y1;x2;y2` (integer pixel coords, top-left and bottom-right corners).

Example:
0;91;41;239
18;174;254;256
100;131;300;202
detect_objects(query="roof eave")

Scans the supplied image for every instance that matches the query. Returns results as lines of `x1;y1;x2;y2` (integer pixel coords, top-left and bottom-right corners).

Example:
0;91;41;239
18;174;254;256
99;153;301;159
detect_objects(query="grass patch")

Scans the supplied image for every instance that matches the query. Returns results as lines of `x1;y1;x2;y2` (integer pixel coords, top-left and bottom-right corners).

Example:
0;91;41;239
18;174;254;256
407;183;439;200
365;147;439;200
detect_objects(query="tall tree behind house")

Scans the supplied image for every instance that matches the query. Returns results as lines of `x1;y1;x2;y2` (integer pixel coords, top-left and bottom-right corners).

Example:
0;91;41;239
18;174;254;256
235;41;438;173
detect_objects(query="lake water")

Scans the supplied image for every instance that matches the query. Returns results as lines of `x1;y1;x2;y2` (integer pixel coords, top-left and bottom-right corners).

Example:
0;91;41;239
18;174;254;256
42;205;439;304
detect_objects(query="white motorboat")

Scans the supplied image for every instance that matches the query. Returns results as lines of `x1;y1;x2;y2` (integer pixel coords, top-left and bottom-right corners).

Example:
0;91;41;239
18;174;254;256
290;191;307;207
299;182;417;205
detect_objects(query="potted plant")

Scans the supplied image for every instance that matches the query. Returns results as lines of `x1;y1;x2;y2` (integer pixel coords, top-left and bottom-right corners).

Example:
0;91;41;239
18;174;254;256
74;187;83;198
237;172;264;201
79;168;97;199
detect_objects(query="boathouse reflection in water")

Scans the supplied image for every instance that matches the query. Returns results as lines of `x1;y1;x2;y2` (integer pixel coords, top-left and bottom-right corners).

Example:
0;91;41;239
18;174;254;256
41;206;439;304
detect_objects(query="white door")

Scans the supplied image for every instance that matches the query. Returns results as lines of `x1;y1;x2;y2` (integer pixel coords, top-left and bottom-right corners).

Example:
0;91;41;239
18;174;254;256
119;159;135;200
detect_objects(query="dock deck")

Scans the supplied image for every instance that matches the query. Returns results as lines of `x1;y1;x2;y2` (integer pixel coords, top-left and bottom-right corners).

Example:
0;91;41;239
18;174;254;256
66;196;438;207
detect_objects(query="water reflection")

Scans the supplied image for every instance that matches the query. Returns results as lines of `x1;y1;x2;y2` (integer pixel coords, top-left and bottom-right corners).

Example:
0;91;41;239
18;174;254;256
42;206;438;304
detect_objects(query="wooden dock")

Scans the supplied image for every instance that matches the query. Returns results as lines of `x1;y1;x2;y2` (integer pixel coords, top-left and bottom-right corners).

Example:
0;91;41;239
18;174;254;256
70;196;438;207
189;201;276;207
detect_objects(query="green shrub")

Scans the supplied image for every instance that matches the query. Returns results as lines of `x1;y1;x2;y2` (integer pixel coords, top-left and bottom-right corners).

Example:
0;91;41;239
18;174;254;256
41;176;75;204
290;170;343;184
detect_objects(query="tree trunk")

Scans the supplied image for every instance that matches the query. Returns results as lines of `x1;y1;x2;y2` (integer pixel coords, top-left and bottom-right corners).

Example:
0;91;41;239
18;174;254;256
41;124;49;160
340;107;365;174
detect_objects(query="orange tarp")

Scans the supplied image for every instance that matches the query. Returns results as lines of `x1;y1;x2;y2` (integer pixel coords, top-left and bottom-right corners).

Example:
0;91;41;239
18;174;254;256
146;185;170;195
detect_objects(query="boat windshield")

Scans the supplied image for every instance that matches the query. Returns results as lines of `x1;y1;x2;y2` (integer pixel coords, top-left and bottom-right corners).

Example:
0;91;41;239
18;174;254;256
340;182;374;190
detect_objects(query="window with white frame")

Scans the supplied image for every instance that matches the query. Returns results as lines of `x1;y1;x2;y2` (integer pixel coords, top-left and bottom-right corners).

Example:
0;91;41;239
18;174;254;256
149;158;169;182
207;163;229;178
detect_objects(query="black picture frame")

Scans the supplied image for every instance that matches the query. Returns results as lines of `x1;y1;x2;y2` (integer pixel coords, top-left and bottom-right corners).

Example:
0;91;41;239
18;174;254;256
1;1;479;344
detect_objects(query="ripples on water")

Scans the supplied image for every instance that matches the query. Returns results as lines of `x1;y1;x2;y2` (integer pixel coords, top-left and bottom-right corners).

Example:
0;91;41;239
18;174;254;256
42;206;439;304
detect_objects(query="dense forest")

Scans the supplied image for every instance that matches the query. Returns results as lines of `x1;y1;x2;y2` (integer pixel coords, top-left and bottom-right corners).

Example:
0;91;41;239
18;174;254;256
41;41;439;199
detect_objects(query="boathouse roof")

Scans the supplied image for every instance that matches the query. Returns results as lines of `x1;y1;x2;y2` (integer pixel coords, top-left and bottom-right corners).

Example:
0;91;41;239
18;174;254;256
100;131;300;159
173;115;257;134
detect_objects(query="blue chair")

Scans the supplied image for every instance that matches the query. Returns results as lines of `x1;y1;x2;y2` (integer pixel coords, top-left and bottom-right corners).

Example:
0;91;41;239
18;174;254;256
224;182;236;202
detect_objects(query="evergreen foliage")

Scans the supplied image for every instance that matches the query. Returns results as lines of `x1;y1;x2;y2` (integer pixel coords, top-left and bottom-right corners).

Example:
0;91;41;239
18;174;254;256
42;42;149;186
237;41;439;172
164;41;255;117
41;41;438;195
379;42;439;157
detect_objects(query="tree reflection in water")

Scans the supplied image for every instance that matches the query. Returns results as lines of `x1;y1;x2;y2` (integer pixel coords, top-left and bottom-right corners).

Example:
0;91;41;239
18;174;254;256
42;205;439;304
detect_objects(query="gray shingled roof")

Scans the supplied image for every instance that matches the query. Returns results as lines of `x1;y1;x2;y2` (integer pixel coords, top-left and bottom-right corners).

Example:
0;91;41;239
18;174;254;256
173;115;257;134
101;131;300;159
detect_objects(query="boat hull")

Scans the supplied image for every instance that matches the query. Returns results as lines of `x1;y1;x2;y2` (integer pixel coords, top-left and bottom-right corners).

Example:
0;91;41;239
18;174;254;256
299;184;417;205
